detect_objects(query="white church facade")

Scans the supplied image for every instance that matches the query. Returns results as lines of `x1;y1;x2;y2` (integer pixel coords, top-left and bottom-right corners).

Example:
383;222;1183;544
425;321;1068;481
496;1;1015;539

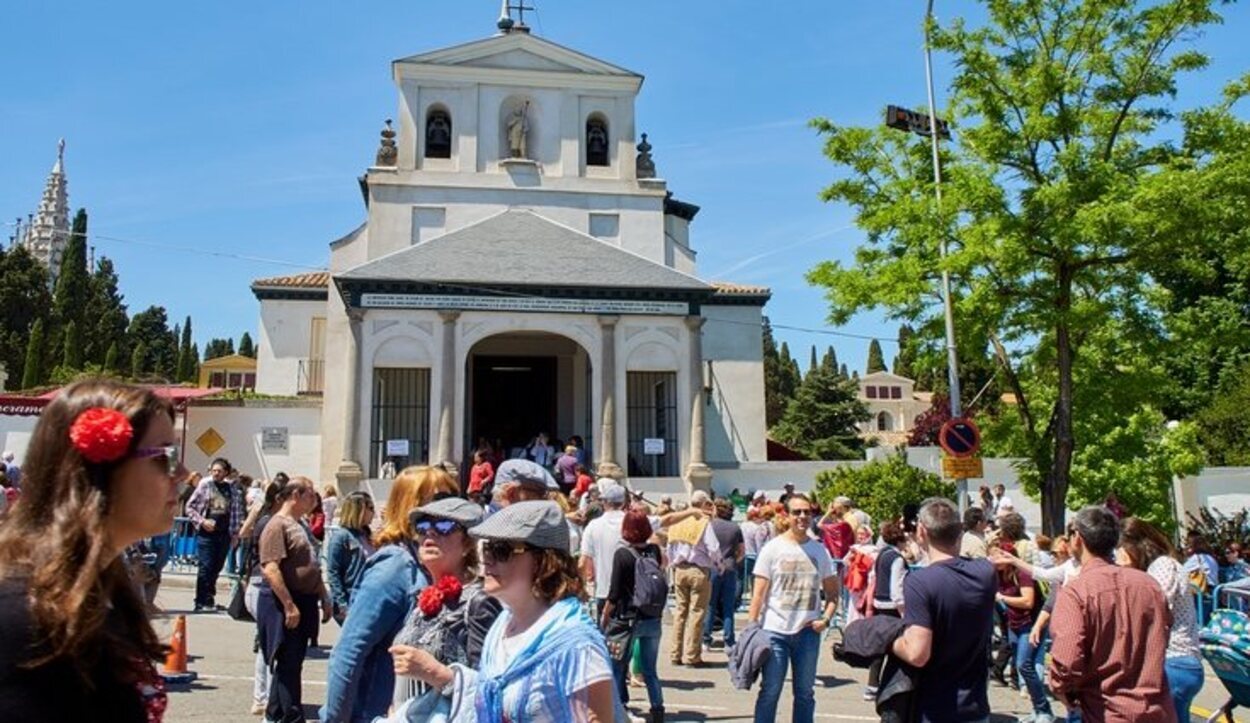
251;20;770;491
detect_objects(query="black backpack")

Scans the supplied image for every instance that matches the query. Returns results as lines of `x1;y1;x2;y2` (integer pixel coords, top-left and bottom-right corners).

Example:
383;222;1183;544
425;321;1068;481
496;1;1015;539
630;547;668;617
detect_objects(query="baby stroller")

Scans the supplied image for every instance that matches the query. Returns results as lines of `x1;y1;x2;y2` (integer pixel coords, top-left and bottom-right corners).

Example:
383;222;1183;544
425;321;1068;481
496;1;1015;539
1199;584;1250;722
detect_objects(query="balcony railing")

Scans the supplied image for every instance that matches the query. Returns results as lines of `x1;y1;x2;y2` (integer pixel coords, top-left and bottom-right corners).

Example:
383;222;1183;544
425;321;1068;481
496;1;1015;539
298;358;325;395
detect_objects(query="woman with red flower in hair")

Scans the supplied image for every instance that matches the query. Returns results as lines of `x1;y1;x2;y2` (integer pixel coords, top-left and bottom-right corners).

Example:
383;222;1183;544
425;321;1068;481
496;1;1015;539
387;497;501;716
0;379;189;722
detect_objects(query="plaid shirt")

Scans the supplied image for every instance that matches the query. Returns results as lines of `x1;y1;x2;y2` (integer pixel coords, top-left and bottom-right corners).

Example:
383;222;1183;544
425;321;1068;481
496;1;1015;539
184;478;246;539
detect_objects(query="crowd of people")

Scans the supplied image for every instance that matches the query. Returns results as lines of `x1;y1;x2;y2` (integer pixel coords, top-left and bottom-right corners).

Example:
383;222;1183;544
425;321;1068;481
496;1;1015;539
1;379;1247;723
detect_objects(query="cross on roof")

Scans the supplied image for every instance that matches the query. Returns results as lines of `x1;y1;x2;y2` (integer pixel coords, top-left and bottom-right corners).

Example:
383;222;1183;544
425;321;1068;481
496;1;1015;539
497;0;536;30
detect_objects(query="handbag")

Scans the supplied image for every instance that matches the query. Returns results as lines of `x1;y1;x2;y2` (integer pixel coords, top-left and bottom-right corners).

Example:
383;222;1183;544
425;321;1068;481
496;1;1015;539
603;613;636;662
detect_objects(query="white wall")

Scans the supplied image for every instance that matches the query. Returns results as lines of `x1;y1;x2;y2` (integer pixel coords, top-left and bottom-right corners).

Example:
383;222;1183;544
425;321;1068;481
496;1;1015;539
701;305;767;464
256;299;323;396
182;403;322;482
1175;468;1250;525
0;414;39;463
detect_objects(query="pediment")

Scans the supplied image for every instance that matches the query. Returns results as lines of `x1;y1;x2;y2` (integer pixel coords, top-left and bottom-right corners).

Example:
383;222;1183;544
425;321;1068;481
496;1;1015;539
396;33;640;79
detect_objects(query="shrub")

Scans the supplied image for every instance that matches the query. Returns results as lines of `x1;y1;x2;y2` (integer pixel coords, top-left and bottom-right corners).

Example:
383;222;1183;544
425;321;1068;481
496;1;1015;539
813;452;954;526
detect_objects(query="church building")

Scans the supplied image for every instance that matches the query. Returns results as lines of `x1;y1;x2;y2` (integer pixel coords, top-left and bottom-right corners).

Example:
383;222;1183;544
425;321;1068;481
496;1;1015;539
251;13;770;492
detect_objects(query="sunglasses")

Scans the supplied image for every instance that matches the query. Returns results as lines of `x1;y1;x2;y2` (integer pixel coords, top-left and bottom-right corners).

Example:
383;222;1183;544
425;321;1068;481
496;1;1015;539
414;519;462;537
482;540;531;563
134;445;182;477
789;508;814;517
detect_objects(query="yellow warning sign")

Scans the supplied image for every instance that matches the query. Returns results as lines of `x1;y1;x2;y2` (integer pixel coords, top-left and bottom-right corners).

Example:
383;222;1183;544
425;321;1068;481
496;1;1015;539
196;427;225;457
942;456;984;480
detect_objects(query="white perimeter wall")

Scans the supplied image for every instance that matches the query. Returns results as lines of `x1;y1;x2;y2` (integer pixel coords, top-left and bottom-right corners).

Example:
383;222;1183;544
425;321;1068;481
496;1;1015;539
0;415;39;462
702;305;767;464
181;404;322;482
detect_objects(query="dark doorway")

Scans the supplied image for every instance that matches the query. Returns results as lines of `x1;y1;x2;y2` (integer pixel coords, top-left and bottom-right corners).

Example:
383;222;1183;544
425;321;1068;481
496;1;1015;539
470;355;557;453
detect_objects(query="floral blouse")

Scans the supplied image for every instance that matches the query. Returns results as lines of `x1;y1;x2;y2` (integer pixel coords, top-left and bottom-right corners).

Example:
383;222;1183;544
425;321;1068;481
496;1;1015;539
391;577;501;707
1148;555;1201;659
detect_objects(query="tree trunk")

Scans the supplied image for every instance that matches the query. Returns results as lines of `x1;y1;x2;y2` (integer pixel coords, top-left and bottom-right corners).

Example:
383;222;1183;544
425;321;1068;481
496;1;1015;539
1043;267;1076;536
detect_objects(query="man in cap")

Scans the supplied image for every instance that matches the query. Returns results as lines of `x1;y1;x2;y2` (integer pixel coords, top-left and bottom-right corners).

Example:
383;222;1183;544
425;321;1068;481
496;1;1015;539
579;481;629;618
666;490;721;666
493;459;559;507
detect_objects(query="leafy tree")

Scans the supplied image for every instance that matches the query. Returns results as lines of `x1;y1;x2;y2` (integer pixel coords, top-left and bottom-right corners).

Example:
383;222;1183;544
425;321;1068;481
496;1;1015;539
61;320;83;371
893;325;918;380
813;452;954;526
103;342;119;373
907;394;953;447
20;319;47;389
83;257;128;366
1196;365;1250;466
0;246;53;385
772;361;870;460
807;0;1234;533
130;343;146;379
127;307;175;380
866;339;886;374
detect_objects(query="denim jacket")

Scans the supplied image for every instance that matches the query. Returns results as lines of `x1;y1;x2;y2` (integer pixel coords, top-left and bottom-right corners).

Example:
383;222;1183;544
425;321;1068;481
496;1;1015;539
325;527;372;613
320;542;427;723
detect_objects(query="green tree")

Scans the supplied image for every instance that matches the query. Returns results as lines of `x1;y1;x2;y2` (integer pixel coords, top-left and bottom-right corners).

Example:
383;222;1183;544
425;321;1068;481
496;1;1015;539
808;346;819;376
127;306;175;380
103;341;119;373
762;318;791;427
21;319;47;389
893;325;918;380
777;341;801;403
821;346;839;375
130;342;146;379
82;257;129;366
866;339;886;374
772;361;870;460
176;316;196;382
0;245;52;385
61;320;83;371
813;452;954;526
807;0;1234;533
52;209;91;353
238;332;255;358
1197;364;1250;466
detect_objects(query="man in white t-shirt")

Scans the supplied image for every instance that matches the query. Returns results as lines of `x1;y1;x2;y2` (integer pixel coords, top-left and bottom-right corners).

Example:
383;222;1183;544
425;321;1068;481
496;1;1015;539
579;482;628;618
747;493;838;723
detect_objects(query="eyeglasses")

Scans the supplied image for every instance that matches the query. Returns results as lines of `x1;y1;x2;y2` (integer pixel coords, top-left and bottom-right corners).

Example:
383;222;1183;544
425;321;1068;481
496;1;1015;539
134;445;182;477
414;519;462;537
789;508;814;517
482;540;530;563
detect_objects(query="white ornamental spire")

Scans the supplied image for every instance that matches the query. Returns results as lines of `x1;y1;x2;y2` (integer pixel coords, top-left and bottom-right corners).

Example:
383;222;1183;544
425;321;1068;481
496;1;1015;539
21;138;71;287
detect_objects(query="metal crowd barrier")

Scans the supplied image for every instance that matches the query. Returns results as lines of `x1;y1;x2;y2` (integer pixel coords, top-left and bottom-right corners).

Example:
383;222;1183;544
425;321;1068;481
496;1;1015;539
166;516;199;572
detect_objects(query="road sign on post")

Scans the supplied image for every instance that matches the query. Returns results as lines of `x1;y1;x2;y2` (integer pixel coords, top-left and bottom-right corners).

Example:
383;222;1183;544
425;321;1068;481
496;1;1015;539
938;418;982;458
941;456;984;480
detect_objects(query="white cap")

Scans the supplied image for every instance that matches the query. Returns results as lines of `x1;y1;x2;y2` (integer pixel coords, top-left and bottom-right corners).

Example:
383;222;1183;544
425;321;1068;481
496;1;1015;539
753;490;766;500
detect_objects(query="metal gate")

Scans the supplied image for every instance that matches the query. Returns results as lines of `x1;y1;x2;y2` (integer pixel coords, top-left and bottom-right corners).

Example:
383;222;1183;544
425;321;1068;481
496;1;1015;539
626;371;679;477
369;368;431;477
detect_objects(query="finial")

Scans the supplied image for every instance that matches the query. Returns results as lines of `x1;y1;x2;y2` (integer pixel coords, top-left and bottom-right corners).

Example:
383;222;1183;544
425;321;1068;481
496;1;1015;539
52;138;66;174
375;119;398;167
498;1;534;34
636;133;656;179
497;0;514;31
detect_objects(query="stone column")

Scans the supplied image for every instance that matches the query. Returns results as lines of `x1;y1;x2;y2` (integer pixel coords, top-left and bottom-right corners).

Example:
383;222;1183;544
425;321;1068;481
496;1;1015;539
434;310;460;479
596;315;624;479
684;315;713;494
335;308;366;490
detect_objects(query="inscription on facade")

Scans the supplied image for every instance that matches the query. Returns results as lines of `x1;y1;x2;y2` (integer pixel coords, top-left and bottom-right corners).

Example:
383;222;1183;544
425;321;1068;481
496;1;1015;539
360;293;689;316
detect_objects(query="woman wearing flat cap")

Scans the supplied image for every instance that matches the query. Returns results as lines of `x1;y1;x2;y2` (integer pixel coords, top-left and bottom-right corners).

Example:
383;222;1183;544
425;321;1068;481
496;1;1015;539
387;497;501;716
391;500;624;722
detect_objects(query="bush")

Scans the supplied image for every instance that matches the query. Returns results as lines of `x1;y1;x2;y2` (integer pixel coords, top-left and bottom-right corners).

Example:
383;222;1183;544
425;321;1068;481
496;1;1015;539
813;453;954;526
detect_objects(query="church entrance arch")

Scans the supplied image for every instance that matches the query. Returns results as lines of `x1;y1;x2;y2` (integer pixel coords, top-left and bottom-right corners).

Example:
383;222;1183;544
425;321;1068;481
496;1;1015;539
463;331;593;465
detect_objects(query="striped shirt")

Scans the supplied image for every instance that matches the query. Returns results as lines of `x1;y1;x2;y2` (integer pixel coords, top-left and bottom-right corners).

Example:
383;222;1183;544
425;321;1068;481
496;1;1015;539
1048;557;1176;723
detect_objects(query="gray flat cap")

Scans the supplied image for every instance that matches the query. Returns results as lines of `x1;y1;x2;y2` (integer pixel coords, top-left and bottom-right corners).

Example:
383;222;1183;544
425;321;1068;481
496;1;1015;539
495;459;559;491
409;496;484;529
469;500;570;553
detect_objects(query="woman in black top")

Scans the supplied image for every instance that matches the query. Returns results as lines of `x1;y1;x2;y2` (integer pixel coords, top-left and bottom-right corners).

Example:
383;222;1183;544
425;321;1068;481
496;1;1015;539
0;379;189;722
601;508;666;722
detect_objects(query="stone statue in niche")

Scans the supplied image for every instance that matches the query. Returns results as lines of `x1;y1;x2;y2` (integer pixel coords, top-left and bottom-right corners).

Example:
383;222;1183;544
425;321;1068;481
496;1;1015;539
506;102;530;159
636;133;656;178
376;119;398;166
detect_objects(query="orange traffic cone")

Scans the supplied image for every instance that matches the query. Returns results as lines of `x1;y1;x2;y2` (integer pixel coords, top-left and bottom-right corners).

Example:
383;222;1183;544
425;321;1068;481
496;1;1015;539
161;614;197;684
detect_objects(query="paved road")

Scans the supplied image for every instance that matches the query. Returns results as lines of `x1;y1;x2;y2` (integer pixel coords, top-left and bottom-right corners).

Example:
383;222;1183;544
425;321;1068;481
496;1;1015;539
154;577;1235;722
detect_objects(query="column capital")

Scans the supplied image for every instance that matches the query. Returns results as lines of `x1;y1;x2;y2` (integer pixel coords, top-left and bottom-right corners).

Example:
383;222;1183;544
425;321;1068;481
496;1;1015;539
597;314;620;329
684;314;707;331
438;309;461;324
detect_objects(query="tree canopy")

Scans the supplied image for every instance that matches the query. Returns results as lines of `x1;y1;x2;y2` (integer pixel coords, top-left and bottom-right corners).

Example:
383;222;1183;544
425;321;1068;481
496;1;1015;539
771;360;870;460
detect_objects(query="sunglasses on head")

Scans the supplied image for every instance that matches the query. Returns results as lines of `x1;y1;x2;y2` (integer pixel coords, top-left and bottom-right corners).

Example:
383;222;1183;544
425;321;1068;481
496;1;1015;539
134;445;182;477
482;539;531;563
414;519;462;537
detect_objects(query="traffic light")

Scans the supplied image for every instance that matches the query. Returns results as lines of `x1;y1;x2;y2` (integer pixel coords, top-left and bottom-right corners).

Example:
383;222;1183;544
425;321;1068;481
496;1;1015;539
885;105;951;140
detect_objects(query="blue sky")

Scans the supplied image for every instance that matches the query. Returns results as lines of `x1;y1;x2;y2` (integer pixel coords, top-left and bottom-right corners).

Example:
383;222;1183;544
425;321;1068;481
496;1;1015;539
3;1;1247;373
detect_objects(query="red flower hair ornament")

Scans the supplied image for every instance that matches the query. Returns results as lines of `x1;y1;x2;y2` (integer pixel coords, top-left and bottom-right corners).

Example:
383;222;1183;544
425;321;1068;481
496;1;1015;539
69;407;134;464
418;574;465;618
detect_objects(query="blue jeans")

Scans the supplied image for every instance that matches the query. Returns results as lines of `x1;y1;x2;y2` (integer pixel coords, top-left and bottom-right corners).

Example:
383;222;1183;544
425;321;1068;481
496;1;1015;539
1011;626;1052;716
195;532;230;607
704;567;739;646
1164;655;1204;721
754;627;819;723
613;617;663;710
739;556;756;607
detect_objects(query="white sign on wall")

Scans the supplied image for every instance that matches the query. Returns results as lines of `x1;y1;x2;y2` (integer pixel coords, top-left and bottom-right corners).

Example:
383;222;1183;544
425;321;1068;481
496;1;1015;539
386;439;411;457
643;438;666;455
261;427;289;454
360;293;688;316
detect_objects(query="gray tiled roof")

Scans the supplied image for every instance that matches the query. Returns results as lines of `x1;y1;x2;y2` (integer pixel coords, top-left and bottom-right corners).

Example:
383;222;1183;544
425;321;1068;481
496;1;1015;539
337;209;711;291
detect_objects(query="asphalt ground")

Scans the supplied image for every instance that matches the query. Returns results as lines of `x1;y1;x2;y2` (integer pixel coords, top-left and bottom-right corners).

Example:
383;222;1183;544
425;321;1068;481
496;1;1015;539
154;575;1239;722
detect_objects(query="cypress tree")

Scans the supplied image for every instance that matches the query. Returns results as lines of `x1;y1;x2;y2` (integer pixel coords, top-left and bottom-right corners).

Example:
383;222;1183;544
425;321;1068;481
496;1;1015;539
53;210;91;328
809;346;818;375
20;319;46;389
821;346;839;374
893;325;918;380
839;363;849;379
130;342;146;379
62;320;83;370
866;339;886;374
104;341;119;373
188;342;200;384
238;332;255;358
83;257;128;365
177;316;194;382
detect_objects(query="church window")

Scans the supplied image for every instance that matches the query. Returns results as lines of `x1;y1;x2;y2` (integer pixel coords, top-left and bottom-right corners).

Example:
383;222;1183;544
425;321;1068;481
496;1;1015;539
586;115;609;167
877;411;893;431
425;107;452;159
890;386;902;399
627;371;679;476
866;386;878;399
